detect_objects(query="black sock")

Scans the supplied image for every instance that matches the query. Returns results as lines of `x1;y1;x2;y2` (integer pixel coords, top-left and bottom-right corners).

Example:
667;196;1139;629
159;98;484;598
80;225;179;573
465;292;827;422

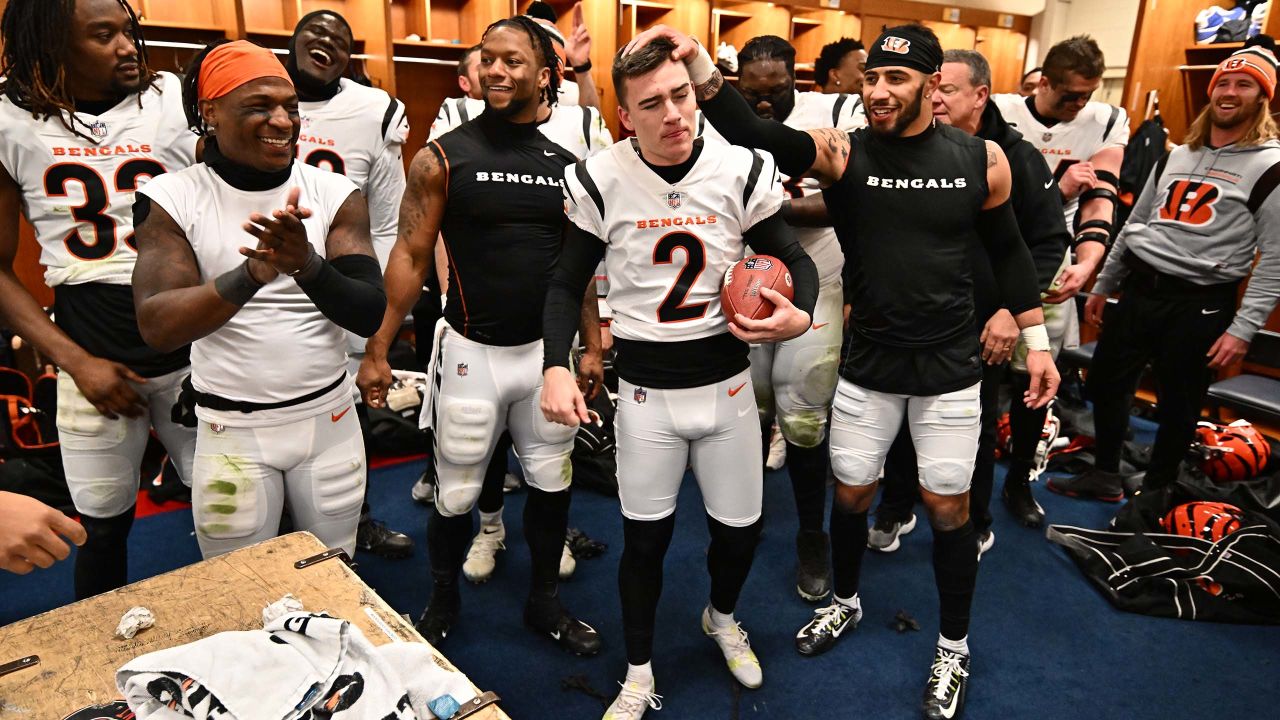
427;506;471;605
706;515;762;614
830;503;868;600
787;441;829;533
620;515;676;665
524;486;570;599
477;433;512;515
933;520;979;643
1006;374;1047;485
74;506;136;600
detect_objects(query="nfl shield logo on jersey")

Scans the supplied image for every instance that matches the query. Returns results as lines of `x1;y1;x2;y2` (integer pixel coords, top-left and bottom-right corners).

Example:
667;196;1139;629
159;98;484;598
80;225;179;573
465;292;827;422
634;387;647;404
89;121;108;138
457;363;469;377
666;191;685;210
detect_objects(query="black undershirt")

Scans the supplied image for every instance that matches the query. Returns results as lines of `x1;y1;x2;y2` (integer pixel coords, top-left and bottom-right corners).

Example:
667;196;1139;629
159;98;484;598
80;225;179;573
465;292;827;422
638;139;703;183
73;95;125;116
203;137;293;191
1024;95;1060;129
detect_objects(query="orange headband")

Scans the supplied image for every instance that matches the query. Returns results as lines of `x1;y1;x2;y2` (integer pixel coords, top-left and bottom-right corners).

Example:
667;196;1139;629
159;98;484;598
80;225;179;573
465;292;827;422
199;40;292;100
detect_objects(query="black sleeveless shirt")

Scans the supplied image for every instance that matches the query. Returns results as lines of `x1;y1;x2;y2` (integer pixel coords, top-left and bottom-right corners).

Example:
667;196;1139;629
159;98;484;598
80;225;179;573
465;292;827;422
427;111;576;346
823;122;991;395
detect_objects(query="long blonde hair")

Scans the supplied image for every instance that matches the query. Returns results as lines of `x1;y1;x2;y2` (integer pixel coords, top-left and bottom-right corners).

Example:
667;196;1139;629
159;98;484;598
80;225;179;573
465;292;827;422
1185;95;1280;150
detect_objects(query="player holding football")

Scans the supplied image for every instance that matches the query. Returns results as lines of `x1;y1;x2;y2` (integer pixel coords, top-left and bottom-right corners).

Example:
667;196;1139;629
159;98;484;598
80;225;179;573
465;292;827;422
541;38;819;719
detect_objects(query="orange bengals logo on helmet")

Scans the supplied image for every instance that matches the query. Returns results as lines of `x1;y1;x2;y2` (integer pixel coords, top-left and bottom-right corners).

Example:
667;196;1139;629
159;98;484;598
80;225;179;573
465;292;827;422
880;37;911;54
1159;180;1221;225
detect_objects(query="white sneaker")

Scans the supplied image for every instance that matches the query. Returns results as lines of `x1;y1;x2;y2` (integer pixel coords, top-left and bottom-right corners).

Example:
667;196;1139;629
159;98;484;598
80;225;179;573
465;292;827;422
462;525;505;583
503;472;522;493
411;471;434;504
602;679;662;720
559;538;577;580
977;529;995;560
700;607;763;689
765;423;786;470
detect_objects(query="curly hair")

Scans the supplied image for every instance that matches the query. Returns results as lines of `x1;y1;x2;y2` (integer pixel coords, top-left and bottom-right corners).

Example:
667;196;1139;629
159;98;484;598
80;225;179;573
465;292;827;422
482;15;560;108
0;0;156;141
179;39;233;135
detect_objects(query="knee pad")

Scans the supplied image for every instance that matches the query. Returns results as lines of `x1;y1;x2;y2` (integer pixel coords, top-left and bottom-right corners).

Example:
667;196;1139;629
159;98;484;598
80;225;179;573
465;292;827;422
435;481;483;517
918;458;973;496
436;397;497;466
776;344;840;447
65;456;139;518
521;451;573;493
195;455;266;540
830;446;881;487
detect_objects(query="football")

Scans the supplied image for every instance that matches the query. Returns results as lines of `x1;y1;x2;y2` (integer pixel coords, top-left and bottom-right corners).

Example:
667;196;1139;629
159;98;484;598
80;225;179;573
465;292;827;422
721;255;794;322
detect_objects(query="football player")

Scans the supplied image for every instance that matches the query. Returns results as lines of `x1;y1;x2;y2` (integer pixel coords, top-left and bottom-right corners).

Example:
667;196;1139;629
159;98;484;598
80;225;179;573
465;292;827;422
731;34;864;603
285;9;415;560
359;17;603;656
541;39;819;718
0;0;198;599
131;40;385;559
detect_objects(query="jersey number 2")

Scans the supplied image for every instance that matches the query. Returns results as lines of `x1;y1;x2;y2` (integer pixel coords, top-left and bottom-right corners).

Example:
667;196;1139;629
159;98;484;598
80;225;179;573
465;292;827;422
653;232;708;323
44;159;166;260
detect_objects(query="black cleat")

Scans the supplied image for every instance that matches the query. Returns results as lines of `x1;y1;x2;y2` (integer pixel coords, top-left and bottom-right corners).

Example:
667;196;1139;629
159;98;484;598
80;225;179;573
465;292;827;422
356;515;415;559
794;601;860;657
795;530;831;602
1001;479;1045;528
415;601;459;647
525;596;602;656
1047;468;1125;502
922;647;970;719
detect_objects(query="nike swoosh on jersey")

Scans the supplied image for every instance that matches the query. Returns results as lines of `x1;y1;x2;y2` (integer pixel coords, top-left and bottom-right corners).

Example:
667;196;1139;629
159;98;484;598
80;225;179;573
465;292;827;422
728;382;748;397
551;629;561;640
331;405;352;423
812;322;830;330
1044;178;1055;189
543;150;557;156
1201;309;1222;315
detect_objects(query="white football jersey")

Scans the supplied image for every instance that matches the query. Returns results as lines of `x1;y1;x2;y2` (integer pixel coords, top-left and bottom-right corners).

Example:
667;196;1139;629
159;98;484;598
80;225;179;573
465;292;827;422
0;71;198;286
992;93;1129;223
139;163;359;427
298;78;408;267
427;96;611;160
564;138;783;343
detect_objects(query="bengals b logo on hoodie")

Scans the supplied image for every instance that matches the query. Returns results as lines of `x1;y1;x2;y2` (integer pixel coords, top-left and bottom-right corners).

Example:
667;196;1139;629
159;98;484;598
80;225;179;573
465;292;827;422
1160;180;1221;225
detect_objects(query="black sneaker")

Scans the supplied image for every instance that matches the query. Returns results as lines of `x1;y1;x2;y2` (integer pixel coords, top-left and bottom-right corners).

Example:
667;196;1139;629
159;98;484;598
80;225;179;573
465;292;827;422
794;601;861;657
868;513;917;552
415;601;459;646
1001;479;1045;528
922;647;970;719
795;530;831;602
356;515;415;559
524;596;602;656
1047;468;1125;502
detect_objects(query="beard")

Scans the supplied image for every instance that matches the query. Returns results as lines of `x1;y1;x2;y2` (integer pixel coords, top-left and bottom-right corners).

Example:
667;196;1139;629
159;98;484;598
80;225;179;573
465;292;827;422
869;84;927;137
1210;99;1261;130
484;84;538;118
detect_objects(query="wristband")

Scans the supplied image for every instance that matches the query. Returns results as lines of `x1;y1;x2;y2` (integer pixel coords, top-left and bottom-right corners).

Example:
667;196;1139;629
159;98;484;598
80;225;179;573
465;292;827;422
572;59;592;73
288;245;322;280
688;41;717;87
213;261;265;306
1020;324;1051;352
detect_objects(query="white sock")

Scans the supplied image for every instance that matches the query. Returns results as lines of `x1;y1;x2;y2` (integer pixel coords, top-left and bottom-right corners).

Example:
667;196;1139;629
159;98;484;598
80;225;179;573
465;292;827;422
938;634;970;656
479;511;503;531
625;662;654;686
834;593;861;612
708;607;736;629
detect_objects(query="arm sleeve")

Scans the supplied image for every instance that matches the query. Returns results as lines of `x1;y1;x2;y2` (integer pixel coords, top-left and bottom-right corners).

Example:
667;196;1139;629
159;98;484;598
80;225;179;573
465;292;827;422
1093;155;1165;294
977;200;1041;315
1011;148;1070;292
1228;164;1280;341
364;141;407;268
699;83;817;177
294;254;387;338
743;210;818;318
543;224;606;370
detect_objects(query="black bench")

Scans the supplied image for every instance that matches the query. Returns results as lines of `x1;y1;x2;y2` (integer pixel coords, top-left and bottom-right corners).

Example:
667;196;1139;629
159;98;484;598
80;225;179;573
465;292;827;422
1207;330;1280;425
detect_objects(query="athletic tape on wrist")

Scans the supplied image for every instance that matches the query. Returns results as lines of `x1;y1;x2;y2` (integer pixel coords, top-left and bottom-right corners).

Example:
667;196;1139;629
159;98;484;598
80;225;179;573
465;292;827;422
688;41;717;87
1020;324;1051;352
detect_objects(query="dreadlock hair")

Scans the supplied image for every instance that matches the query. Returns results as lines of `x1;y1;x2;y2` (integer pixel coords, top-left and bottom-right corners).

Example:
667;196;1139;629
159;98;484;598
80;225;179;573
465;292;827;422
483;15;559;108
739;35;796;77
0;0;155;140
180;39;233;135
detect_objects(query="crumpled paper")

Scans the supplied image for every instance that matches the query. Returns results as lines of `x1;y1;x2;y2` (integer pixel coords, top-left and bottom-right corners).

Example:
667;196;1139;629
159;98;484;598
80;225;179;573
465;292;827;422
115;606;155;640
262;594;305;626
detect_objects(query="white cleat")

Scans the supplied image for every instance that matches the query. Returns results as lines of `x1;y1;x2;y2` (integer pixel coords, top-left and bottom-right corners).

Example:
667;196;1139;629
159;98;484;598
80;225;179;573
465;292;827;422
602;679;662;720
411;471;434;504
462;525;505;583
559;538;577;580
701;607;763;689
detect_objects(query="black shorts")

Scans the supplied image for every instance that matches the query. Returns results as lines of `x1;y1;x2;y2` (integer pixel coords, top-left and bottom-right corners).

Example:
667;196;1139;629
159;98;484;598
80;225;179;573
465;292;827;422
839;331;981;397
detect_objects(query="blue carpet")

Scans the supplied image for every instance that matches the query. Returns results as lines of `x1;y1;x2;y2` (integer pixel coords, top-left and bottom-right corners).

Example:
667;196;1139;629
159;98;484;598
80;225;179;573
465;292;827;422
3;423;1278;719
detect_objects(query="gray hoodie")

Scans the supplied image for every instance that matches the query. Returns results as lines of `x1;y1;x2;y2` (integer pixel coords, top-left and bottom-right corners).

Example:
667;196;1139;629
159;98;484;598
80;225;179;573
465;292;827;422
1095;139;1280;341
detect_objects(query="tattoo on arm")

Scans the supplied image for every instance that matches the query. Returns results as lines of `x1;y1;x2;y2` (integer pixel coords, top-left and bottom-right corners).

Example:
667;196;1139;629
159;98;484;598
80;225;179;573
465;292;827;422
695;71;724;102
987;147;997;168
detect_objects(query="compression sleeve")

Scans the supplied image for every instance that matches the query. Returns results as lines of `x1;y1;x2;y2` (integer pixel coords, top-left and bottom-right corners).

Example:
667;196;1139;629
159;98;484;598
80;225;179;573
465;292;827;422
742;210;818;318
543;224;607;371
977;200;1041;315
699;84;817;177
293;253;387;338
